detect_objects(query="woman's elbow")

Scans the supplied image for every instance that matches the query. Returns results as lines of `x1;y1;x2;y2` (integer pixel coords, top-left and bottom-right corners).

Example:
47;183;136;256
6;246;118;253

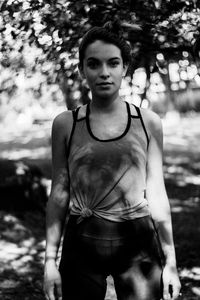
150;205;171;223
48;190;69;209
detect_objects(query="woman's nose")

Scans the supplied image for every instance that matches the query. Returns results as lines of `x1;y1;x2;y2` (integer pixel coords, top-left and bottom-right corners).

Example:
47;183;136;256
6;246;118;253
100;65;110;78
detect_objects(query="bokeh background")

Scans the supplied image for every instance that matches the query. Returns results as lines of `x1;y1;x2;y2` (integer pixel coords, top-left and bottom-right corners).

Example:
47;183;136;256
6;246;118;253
0;1;200;299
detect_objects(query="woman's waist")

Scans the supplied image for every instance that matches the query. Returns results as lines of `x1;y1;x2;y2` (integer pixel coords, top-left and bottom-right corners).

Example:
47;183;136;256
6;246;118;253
67;213;152;240
70;198;149;223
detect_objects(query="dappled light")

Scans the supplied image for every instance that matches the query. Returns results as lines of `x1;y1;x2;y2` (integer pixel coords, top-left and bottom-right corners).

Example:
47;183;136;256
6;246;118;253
162;114;200;210
0;211;45;300
180;268;200;298
0;147;50;160
0;121;52;161
180;268;200;281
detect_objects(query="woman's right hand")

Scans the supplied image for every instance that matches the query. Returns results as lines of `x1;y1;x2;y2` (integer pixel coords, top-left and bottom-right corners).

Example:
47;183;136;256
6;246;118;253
43;260;62;300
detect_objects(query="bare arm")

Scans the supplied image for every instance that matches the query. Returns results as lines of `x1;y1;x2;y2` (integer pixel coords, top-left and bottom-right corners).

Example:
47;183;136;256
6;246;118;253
44;111;72;300
145;111;181;300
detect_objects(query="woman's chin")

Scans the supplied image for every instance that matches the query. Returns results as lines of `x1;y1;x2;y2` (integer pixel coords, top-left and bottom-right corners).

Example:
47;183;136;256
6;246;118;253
93;90;118;99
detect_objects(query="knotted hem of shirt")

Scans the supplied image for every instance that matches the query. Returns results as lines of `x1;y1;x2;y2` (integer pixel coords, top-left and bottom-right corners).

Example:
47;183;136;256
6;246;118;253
76;207;93;224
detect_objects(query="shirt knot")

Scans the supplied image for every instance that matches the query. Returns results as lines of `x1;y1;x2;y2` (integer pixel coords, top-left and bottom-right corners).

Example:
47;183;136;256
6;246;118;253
80;207;93;218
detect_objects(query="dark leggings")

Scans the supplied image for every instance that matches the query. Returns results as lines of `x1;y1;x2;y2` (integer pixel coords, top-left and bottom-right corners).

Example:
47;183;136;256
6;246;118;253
59;215;164;300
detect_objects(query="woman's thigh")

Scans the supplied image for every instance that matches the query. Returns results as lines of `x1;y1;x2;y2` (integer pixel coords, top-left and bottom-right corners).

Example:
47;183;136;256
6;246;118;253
60;262;107;300
112;216;164;300
113;258;162;300
59;219;108;300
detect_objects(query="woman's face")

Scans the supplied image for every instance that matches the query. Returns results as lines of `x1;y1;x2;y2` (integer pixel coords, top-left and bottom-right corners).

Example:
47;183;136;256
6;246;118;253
80;40;127;100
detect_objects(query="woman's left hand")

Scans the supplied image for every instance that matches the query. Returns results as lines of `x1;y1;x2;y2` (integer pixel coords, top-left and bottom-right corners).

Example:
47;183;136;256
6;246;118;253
162;264;181;299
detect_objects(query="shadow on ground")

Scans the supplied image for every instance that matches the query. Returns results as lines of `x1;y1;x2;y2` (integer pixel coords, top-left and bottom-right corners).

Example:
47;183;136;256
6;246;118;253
0;159;48;299
0;211;46;300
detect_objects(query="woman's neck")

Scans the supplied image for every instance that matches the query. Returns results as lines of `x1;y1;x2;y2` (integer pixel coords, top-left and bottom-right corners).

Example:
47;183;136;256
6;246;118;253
90;94;123;114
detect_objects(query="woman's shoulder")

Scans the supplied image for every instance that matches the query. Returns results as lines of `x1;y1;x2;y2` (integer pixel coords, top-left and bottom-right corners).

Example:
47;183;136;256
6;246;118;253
139;107;163;137
53;110;73;127
52;104;88;137
52;110;74;140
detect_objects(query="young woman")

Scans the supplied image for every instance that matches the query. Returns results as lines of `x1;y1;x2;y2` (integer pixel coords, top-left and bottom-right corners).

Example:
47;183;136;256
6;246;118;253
43;21;181;300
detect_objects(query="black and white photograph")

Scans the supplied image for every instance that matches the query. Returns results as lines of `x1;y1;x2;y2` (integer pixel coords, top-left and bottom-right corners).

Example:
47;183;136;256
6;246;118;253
0;1;200;299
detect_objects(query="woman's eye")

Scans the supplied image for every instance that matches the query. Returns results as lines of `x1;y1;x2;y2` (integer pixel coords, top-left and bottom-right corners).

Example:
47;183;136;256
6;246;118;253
87;60;119;69
87;62;99;68
109;61;119;67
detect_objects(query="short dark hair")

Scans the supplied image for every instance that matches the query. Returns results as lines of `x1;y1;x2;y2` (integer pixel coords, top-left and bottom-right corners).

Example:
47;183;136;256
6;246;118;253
79;20;132;69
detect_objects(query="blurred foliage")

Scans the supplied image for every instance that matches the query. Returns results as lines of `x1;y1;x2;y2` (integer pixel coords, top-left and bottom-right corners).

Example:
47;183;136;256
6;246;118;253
1;0;200;109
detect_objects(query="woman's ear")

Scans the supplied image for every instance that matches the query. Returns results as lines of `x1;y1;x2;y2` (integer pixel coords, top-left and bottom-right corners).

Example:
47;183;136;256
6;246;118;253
123;65;128;77
78;64;85;79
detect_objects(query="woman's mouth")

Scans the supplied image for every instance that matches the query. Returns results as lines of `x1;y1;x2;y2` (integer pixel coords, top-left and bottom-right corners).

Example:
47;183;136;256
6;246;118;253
97;82;113;86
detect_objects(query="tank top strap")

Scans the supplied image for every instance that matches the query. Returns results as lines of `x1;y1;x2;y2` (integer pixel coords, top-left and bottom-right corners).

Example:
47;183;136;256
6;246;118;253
134;105;149;147
125;100;131;117
66;107;80;158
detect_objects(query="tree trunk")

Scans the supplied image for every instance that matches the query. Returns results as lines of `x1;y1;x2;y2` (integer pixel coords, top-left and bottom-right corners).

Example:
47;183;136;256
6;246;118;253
59;76;78;110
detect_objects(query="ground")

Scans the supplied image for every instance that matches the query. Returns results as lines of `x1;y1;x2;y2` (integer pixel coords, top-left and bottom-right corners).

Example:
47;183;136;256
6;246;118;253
0;111;200;299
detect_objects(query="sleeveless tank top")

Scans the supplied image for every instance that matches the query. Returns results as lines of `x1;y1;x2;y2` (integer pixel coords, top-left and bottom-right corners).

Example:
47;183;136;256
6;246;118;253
67;101;150;223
